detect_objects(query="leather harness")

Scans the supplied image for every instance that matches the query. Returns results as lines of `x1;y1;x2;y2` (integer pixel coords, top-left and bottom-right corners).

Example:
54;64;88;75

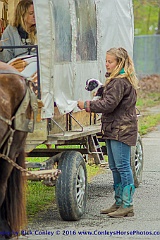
0;69;38;156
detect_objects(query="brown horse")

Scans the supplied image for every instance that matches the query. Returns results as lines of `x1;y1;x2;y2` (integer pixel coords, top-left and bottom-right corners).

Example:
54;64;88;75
0;61;33;239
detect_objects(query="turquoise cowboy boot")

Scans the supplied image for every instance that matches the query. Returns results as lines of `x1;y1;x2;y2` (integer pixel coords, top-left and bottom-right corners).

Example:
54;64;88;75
108;184;135;217
100;182;122;214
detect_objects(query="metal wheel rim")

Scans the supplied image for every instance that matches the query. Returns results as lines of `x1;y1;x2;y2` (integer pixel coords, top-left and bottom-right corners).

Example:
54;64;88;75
76;165;86;208
135;140;143;181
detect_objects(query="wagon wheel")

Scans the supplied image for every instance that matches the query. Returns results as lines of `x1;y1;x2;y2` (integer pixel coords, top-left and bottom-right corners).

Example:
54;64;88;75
56;151;88;221
131;133;144;188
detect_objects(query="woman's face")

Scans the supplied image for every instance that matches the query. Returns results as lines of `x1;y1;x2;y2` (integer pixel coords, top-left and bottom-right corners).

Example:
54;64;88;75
106;53;118;74
24;4;36;28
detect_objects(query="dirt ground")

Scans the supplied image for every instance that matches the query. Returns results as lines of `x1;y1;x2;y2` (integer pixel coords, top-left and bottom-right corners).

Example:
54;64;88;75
138;74;160;93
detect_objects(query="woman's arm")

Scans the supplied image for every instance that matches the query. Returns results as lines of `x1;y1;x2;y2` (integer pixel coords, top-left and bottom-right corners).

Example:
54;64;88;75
1;27;15;62
78;78;125;114
0;26;21;62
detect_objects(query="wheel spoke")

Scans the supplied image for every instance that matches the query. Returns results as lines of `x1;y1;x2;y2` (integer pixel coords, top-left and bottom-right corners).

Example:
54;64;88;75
135;139;143;180
76;165;86;208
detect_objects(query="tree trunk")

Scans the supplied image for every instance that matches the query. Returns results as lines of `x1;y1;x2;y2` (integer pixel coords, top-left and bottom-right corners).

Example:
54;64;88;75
156;7;160;34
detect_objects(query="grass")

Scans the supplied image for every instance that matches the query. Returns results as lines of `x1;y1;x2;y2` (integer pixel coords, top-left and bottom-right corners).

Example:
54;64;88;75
137;92;160;110
27;181;55;219
26;90;160;220
137;91;160;135
86;163;105;183
138;114;160;135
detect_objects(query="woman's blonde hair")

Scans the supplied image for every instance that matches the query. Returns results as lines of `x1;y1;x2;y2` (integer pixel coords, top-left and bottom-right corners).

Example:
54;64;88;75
12;0;36;44
106;47;139;90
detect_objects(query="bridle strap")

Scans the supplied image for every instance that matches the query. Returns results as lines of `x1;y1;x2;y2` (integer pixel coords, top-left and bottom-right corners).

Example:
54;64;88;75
0;115;15;156
2;128;15;157
0;116;12;126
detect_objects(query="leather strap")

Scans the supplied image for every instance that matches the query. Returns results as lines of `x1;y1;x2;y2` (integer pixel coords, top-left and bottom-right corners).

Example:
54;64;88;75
0;69;25;78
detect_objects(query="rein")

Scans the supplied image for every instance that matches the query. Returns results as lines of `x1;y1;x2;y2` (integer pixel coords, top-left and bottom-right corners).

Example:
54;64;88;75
0;153;61;181
0;114;15;157
0;116;12;126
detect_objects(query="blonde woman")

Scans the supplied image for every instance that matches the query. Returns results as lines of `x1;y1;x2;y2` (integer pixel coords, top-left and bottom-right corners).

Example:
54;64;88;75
0;0;36;63
78;47;139;218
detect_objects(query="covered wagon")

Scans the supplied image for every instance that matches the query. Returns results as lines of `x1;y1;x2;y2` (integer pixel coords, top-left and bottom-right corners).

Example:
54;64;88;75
0;0;143;221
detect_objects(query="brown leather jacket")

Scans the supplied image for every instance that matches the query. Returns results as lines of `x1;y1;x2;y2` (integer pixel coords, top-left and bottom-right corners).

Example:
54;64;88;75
86;77;138;146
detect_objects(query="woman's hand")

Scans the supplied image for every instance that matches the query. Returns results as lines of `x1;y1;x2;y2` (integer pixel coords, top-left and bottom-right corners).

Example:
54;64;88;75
77;100;84;110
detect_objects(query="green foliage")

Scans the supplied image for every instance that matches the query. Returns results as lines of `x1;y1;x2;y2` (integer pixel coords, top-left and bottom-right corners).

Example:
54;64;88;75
133;0;160;35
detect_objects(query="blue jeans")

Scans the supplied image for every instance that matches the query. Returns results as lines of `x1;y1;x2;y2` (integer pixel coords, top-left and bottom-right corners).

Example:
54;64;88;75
106;139;134;188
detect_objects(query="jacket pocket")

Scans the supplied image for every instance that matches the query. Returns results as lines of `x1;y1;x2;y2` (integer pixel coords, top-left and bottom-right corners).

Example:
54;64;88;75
101;115;114;134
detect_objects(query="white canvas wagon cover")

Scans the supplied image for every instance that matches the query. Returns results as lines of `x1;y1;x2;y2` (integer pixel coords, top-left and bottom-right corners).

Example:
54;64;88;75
33;0;134;118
